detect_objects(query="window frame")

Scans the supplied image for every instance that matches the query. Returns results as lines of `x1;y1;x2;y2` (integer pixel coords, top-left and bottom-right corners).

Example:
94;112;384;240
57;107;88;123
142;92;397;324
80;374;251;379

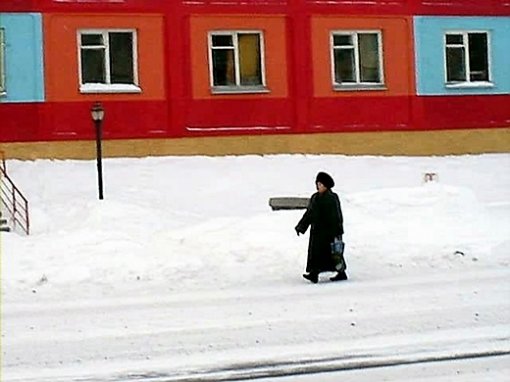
330;30;385;91
207;30;268;94
77;29;140;94
0;28;6;96
444;30;493;88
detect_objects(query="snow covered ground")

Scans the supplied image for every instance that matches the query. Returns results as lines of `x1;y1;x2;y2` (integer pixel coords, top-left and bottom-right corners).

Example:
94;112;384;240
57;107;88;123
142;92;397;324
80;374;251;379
1;154;509;381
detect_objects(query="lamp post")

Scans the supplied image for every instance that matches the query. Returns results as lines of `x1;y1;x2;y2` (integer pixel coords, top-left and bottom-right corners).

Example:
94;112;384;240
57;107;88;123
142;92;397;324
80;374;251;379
90;102;105;200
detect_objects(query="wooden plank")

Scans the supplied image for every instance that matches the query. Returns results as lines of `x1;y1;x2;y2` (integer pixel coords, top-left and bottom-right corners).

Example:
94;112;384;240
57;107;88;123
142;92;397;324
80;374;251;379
269;197;309;210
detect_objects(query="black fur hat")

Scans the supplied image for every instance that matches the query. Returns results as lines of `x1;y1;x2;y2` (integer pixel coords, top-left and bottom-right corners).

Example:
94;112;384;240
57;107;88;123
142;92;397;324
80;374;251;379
315;172;335;189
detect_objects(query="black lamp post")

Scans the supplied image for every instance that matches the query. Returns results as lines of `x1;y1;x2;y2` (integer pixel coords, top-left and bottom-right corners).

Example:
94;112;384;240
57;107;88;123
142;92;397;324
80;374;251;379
91;102;105;200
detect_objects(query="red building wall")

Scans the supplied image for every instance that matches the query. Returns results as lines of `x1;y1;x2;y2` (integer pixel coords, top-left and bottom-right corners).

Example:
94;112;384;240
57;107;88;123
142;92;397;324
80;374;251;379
0;0;509;145
43;12;167;140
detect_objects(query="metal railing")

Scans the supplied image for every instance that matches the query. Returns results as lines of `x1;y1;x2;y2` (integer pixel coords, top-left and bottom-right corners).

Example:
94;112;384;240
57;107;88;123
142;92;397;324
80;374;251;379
0;151;29;235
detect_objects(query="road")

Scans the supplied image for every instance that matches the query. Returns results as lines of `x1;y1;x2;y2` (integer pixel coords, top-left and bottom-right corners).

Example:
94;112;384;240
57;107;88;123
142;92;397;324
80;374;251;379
2;268;510;381
249;354;510;382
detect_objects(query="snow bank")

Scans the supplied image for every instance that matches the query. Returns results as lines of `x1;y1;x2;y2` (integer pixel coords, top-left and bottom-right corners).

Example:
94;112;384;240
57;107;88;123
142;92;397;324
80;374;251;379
2;154;509;297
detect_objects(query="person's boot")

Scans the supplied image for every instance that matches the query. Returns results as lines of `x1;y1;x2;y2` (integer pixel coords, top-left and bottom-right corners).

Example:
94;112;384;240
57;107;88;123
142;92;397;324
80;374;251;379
330;271;348;281
303;272;319;284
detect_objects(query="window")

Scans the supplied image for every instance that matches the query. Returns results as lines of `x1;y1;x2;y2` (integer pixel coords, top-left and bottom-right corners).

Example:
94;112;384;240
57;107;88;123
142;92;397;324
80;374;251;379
78;30;139;93
0;28;5;95
208;31;266;93
445;32;490;85
331;31;384;89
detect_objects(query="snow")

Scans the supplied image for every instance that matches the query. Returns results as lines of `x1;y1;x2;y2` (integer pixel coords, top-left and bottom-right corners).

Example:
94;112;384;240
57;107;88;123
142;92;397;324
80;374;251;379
79;83;141;94
445;81;494;89
1;153;510;381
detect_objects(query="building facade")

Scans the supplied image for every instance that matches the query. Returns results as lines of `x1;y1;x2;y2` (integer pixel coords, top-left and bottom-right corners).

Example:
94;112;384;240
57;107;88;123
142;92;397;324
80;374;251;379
0;0;509;158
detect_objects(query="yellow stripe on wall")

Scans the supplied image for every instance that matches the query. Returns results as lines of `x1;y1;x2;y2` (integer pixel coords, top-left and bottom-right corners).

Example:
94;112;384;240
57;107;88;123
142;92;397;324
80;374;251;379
1;128;509;160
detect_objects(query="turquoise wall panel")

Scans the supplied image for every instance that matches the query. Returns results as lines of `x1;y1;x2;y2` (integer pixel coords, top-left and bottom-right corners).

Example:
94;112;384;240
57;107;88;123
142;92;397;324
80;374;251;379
414;16;510;96
0;13;44;103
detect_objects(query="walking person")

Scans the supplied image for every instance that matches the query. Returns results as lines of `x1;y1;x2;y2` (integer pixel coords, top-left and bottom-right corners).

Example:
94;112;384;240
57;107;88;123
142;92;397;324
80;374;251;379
295;172;346;283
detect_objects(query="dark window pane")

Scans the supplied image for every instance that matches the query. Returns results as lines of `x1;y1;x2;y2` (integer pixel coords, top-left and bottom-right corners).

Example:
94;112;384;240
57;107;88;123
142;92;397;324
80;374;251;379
212;35;233;47
239;34;262;86
81;49;105;83
446;46;466;82
0;29;5;92
334;35;352;46
334;48;355;83
359;33;380;83
109;32;134;84
446;34;463;45
212;49;235;86
81;34;103;46
468;33;489;81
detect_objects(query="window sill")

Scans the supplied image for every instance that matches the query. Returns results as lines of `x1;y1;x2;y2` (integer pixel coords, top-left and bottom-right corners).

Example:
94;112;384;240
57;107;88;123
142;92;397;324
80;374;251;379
211;86;270;95
80;84;142;94
333;83;386;92
445;81;494;89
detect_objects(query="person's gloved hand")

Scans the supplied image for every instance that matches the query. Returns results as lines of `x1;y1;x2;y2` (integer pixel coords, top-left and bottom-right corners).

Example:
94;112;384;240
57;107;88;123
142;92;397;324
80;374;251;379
295;227;301;236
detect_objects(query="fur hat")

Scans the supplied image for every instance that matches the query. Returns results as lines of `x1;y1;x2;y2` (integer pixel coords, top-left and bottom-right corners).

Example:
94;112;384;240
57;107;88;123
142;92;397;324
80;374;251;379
315;172;335;189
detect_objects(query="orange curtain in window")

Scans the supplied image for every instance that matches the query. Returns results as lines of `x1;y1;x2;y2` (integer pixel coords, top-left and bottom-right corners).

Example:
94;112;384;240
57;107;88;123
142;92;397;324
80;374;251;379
239;34;261;85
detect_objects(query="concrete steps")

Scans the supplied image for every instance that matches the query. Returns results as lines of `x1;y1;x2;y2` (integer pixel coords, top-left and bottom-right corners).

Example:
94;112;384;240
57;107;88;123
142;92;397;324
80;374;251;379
0;212;10;232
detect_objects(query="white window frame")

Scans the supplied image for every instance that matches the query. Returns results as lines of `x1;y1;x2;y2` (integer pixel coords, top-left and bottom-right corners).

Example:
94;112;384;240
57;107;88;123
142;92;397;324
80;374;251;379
207;30;268;94
330;30;385;91
77;29;140;94
0;28;6;96
444;30;492;88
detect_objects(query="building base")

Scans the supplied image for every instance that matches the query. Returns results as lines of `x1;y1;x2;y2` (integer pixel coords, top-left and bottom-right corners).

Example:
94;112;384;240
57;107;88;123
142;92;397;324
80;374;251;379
1;128;509;160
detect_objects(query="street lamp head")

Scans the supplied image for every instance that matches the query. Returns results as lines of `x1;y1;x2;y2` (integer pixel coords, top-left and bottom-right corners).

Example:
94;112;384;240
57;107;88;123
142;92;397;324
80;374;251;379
91;102;105;122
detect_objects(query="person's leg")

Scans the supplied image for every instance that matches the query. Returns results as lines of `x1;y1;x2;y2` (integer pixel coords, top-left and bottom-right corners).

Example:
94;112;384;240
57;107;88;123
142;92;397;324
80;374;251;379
303;272;319;283
330;271;347;281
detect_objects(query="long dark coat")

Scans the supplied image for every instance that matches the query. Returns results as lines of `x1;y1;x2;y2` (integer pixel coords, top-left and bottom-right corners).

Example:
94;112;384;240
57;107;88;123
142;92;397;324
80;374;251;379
296;190;344;273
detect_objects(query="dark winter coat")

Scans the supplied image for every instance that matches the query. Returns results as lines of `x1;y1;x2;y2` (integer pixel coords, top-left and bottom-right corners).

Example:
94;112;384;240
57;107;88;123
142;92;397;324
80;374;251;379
295;190;344;273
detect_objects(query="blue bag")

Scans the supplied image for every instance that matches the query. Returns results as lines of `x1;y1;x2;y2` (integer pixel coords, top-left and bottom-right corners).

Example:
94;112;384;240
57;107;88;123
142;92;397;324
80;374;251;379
331;237;346;272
